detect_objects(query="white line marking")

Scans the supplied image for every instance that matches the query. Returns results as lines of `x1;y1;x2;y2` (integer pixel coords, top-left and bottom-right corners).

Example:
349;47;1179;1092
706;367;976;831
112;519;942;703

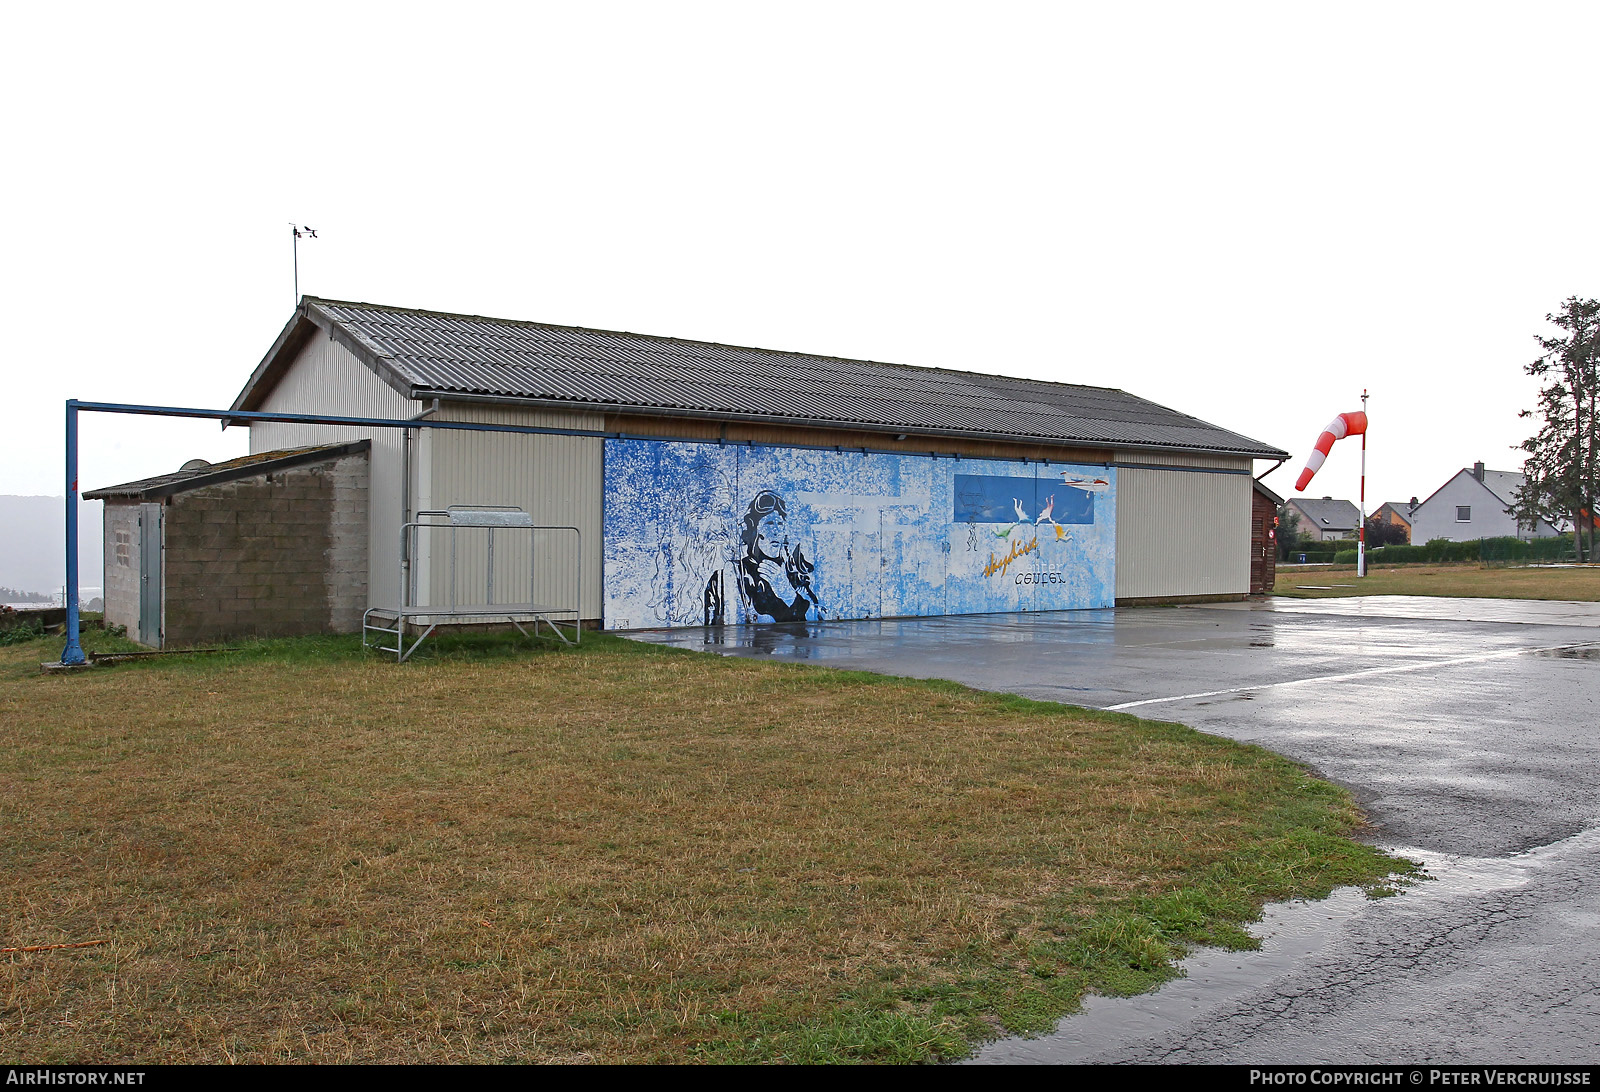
1104;642;1599;711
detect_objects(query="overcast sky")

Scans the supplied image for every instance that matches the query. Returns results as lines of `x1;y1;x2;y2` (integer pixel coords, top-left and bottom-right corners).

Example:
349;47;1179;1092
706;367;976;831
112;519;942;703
5;1;1596;514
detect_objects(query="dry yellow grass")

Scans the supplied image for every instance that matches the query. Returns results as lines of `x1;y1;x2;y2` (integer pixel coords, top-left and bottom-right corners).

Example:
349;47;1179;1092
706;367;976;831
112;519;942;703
1;631;1404;1063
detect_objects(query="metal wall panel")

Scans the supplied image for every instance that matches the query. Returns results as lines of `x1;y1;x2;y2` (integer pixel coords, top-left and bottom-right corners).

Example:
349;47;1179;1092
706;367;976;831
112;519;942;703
1114;466;1251;599
1115;450;1254;471
248;335;415;607
422;402;604;621
437;402;605;432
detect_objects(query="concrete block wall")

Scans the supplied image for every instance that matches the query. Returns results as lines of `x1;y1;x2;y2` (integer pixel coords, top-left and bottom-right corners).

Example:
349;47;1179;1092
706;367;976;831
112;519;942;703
162;452;369;644
323;455;370;633
101;503;141;636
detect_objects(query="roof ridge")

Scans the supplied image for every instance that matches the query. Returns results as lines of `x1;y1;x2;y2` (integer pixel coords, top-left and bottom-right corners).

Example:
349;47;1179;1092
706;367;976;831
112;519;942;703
303;296;1135;397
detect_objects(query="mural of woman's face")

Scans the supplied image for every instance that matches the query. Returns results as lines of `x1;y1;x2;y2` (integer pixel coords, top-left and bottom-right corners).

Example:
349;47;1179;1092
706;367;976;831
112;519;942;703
754;513;787;561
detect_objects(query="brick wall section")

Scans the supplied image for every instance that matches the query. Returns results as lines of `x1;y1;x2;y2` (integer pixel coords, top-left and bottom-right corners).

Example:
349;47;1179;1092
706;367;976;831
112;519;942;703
162;452;369;644
1250;486;1277;595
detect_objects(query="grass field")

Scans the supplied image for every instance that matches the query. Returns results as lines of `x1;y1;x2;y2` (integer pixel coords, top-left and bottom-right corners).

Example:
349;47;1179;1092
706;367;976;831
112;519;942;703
1275;562;1600;601
2;628;1410;1064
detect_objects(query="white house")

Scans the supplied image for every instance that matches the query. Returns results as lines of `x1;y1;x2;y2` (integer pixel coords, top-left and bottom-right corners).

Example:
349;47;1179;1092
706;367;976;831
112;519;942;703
1408;462;1562;543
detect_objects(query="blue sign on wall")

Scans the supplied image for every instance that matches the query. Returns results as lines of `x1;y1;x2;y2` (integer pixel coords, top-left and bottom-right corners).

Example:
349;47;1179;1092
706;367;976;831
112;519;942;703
602;439;1116;629
953;474;1095;526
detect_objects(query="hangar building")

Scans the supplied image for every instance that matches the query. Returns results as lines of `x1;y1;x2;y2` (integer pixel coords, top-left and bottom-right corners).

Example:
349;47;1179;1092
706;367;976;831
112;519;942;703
114;297;1287;640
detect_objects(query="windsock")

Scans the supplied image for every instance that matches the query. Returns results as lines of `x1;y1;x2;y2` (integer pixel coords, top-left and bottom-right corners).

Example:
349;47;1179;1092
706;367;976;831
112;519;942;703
1295;411;1367;492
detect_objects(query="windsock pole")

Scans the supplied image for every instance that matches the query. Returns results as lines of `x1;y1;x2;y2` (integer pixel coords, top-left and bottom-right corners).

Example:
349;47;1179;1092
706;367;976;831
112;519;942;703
1296;403;1369;574
1358;389;1368;578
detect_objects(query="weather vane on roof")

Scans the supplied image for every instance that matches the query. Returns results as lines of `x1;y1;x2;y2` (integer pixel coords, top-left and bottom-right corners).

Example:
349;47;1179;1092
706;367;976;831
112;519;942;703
290;224;318;306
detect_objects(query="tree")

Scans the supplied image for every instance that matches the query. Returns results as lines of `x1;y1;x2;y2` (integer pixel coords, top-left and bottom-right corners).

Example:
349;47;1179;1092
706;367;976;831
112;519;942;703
1513;297;1600;563
1276;503;1303;561
1363;516;1407;549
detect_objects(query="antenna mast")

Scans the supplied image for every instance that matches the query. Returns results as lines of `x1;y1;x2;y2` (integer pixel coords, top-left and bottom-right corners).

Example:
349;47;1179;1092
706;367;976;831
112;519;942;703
289;224;317;305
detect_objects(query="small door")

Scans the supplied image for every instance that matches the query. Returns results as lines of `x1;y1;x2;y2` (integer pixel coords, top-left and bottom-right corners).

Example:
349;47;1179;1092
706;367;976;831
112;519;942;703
137;502;163;647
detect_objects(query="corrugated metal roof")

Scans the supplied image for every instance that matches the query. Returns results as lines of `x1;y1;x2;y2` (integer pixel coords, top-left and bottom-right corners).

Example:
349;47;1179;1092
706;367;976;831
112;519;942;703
1254;479;1286;506
240;298;1286;458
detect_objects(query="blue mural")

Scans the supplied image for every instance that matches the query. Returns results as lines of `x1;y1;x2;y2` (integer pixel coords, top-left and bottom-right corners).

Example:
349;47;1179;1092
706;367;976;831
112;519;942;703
602;439;1116;629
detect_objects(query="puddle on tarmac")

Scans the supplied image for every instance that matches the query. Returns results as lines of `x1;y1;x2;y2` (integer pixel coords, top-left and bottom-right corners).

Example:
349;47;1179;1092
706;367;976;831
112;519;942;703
965;830;1600;1065
1535;646;1600;660
963;885;1380;1064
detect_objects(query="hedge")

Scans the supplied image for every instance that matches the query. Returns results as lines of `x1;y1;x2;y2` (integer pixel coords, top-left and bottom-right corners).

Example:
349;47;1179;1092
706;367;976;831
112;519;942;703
1328;536;1576;566
1284;545;1348;562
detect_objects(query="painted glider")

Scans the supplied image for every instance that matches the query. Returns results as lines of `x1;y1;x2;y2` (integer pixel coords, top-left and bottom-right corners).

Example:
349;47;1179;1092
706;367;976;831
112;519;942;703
1295;411;1367;492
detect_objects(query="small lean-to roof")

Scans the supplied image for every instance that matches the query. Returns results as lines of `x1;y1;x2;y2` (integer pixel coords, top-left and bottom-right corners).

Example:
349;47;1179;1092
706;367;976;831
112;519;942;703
231;298;1287;459
84;442;369;502
1253;479;1285;506
1288;496;1361;530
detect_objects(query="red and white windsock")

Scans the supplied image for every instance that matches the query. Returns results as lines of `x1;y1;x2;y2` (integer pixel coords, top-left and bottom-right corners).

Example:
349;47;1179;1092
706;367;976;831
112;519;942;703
1295;411;1368;492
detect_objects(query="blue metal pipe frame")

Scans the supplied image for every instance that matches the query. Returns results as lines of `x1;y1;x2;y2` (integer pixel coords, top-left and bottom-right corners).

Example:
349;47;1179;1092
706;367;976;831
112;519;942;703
63;401;85;664
60;397;635;665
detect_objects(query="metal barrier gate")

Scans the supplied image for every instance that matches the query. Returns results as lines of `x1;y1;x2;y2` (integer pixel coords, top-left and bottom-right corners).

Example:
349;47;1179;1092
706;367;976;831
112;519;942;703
363;505;581;662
